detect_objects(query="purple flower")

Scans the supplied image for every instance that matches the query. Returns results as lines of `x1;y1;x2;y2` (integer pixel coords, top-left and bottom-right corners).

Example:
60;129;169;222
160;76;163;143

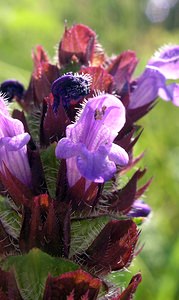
147;45;179;80
129;45;179;108
0;96;31;186
129;68;164;109
55;93;129;187
127;200;151;218
51;73;91;111
0;79;24;102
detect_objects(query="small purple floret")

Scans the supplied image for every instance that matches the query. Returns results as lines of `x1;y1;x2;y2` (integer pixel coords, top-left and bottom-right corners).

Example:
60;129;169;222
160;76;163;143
51;73;91;111
127;200;151;218
55;93;129;187
0;79;24;102
0;96;31;186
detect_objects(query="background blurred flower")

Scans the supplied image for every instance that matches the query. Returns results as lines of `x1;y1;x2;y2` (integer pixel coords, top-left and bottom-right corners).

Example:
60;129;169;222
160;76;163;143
129;45;179;108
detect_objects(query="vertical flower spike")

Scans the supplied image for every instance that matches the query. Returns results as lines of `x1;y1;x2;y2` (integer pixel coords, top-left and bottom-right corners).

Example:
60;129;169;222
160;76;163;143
51;72;91;111
55;94;129;188
0;96;31;186
0;79;24;102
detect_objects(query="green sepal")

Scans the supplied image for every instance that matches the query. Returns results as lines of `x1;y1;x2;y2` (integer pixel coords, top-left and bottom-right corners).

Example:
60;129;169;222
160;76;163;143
0;196;21;239
70;215;110;257
40;143;59;198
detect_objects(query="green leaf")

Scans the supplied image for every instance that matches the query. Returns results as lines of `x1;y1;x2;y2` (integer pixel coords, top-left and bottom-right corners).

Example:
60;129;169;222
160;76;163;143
26;109;41;142
0;196;21;239
40;144;60;198
70;215;110;257
1;248;79;300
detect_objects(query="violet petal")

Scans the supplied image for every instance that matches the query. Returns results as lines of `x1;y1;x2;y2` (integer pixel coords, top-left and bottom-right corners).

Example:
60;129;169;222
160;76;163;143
0;96;9;115
159;83;179;106
148;45;179;80
0;133;30;151
76;145;116;182
109;143;129;166
55;137;82;159
129;69;164;109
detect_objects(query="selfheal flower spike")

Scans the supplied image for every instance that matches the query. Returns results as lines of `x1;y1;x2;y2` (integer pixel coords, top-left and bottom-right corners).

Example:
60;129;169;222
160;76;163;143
55;93;129;187
51;72;91;111
0;79;24;102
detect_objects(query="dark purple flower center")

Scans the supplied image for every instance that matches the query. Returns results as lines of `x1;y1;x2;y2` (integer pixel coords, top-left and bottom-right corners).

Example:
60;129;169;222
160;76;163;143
0;80;24;102
51;73;91;111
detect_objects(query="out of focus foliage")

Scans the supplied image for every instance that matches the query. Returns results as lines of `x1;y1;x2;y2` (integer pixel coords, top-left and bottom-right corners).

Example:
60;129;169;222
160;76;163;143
1;0;179;299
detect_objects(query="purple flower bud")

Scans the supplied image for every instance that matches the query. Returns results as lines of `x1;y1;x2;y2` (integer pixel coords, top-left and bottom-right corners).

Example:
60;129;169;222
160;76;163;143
55;93;129;188
127;200;151;218
0;96;31;186
0;79;24;102
51;73;91;111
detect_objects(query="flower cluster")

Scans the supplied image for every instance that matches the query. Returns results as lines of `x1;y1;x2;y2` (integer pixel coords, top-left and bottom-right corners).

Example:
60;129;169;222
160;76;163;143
0;23;178;299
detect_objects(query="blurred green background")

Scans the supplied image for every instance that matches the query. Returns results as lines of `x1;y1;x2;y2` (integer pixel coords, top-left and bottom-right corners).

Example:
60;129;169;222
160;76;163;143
1;0;179;299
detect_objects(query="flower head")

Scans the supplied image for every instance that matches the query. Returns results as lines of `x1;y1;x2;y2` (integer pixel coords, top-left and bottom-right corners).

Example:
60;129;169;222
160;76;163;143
55;93;129;187
148;44;179;80
129;45;179;108
0;96;31;186
51;72;91;111
147;45;179;106
0;79;24;102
